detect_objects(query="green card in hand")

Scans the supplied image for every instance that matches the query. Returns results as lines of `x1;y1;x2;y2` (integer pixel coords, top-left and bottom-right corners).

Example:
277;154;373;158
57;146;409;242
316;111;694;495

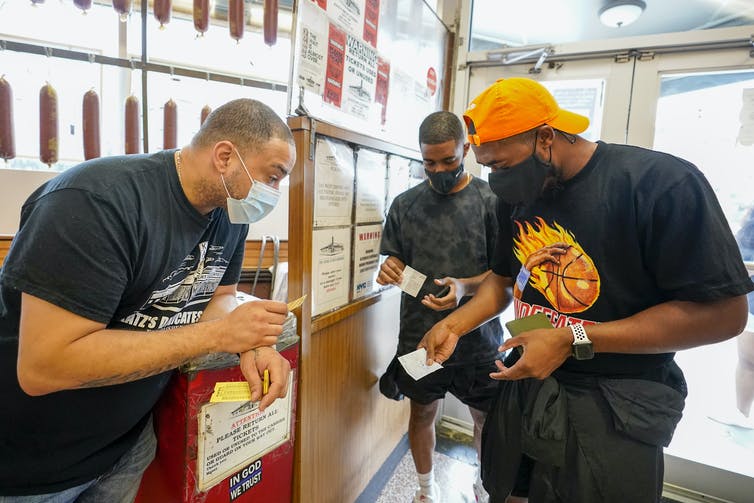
504;313;553;354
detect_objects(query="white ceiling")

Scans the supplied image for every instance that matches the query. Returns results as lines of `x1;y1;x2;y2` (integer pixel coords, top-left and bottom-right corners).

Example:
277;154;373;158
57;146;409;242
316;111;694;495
470;0;754;49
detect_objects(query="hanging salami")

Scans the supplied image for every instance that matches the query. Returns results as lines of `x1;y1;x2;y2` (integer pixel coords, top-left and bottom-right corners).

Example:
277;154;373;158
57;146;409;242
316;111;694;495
263;0;278;46
113;0;131;22
82;89;101;160
125;95;140;154
73;0;92;12
193;0;209;36
200;105;212;126
0;76;15;161
229;0;244;43
154;0;171;28
163;99;177;150
39;82;58;167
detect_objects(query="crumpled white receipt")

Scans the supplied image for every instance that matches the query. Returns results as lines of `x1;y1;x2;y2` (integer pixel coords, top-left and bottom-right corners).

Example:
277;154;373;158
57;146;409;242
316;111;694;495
398;348;443;381
398;265;427;298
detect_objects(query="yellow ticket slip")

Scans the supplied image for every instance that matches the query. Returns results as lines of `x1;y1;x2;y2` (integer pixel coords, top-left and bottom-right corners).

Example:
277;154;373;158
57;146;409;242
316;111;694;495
287;294;307;311
210;370;270;403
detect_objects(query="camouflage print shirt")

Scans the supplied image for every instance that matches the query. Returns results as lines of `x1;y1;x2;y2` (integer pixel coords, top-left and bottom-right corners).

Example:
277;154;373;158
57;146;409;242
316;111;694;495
381;176;503;365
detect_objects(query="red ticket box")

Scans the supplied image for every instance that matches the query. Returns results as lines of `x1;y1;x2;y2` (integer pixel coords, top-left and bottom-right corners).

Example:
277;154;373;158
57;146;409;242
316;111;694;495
136;317;298;503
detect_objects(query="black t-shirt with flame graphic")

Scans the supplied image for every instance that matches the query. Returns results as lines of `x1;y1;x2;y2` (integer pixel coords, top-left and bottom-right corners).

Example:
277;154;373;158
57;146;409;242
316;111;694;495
492;141;754;375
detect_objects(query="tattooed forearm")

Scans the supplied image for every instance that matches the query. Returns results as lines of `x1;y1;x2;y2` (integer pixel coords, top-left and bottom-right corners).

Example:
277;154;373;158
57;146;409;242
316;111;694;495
76;361;189;388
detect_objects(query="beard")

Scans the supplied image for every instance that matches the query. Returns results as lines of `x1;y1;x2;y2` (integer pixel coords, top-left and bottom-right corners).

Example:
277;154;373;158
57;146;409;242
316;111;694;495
541;164;565;200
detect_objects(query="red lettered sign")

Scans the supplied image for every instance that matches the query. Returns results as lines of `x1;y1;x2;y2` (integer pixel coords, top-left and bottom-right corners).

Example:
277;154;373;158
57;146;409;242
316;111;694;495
375;57;390;125
363;0;379;48
324;23;346;108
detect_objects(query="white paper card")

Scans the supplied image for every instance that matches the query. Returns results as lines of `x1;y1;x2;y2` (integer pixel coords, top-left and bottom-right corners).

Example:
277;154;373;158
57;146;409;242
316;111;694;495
398;265;426;298
398;348;443;381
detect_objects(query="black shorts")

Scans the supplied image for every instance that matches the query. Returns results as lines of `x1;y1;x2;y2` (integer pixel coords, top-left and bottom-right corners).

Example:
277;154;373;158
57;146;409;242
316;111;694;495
394;359;500;412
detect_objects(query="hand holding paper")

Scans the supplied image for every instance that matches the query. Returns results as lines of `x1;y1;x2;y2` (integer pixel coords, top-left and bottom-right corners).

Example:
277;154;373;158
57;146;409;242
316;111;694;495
398;266;427;298
398;348;443;380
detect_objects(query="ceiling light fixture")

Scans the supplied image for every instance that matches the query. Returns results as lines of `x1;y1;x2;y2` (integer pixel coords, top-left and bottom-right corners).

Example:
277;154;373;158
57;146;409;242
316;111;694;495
599;0;646;28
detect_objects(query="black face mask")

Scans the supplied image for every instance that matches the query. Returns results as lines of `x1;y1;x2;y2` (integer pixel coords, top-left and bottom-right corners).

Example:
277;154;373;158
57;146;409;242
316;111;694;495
488;135;549;206
425;163;464;194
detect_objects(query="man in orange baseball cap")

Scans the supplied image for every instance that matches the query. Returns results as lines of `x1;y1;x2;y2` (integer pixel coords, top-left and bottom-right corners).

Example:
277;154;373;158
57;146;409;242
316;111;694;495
463;77;592;206
417;77;753;502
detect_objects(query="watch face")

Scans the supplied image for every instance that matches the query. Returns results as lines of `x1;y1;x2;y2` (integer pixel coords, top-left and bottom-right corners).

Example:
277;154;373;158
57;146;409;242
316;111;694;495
572;343;594;360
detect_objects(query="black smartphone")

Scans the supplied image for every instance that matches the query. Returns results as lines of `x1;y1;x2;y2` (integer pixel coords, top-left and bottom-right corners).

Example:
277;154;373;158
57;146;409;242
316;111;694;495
435;285;450;297
419;278;449;298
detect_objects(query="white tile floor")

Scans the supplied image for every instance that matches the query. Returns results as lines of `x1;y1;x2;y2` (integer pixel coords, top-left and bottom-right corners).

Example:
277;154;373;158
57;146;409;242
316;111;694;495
375;449;480;503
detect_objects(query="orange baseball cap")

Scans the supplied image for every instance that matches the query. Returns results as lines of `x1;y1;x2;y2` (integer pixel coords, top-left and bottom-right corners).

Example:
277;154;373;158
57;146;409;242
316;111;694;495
463;78;589;146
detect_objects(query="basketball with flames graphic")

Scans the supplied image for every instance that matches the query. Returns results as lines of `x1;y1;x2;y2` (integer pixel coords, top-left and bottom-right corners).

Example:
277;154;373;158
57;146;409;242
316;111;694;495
513;218;600;313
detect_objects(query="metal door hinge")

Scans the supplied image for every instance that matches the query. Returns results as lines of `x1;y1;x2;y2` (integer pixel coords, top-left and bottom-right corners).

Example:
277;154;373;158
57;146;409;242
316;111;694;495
614;52;631;63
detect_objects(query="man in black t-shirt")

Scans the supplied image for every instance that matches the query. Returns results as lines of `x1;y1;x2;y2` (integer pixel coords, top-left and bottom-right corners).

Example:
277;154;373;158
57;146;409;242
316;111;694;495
419;79;754;503
0;99;295;501
377;111;503;503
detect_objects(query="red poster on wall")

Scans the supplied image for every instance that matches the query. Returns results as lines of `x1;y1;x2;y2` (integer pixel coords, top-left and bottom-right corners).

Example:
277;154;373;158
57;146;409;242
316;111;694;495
324;23;346;108
363;0;379;48
375;57;390;125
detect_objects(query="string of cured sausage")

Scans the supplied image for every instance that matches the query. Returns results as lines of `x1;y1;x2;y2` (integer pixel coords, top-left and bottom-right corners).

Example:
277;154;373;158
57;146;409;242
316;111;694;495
154;0;172;28
193;0;209;37
39;82;58;167
229;0;245;43
29;0;279;45
163;98;177;150
125;94;140;154
200;105;212;126
0;76;15;162
264;0;278;47
82;89;101;160
73;0;92;13
5;0;284;165
112;0;131;22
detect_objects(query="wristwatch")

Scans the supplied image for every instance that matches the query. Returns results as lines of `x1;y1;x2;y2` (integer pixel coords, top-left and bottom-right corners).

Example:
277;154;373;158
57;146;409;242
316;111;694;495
570;323;594;360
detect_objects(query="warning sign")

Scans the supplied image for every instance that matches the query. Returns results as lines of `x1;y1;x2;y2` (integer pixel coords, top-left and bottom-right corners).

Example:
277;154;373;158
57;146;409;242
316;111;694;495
196;372;294;491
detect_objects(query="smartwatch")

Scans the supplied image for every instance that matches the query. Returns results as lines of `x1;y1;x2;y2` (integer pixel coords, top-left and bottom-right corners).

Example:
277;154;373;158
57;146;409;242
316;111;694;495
570;323;594;360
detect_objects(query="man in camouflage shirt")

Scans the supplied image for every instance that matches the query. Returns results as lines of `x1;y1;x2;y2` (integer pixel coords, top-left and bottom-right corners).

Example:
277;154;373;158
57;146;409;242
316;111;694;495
378;111;503;503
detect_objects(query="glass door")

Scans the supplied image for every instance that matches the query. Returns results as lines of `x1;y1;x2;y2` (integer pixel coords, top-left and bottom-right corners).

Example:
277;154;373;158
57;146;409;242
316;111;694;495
628;49;754;502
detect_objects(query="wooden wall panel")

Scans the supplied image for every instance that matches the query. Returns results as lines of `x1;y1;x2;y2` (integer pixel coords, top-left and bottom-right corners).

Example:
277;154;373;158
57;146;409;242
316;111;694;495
287;117;416;503
0;235;11;268
241;239;289;270
298;289;409;502
0;235;284;272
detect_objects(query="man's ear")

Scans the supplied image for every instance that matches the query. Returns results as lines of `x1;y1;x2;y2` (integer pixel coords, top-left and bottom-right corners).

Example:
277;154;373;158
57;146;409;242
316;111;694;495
212;141;235;174
462;141;470;157
536;125;555;146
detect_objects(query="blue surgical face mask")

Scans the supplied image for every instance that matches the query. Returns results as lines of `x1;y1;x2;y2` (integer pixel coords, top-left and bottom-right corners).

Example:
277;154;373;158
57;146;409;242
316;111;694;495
221;147;280;224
